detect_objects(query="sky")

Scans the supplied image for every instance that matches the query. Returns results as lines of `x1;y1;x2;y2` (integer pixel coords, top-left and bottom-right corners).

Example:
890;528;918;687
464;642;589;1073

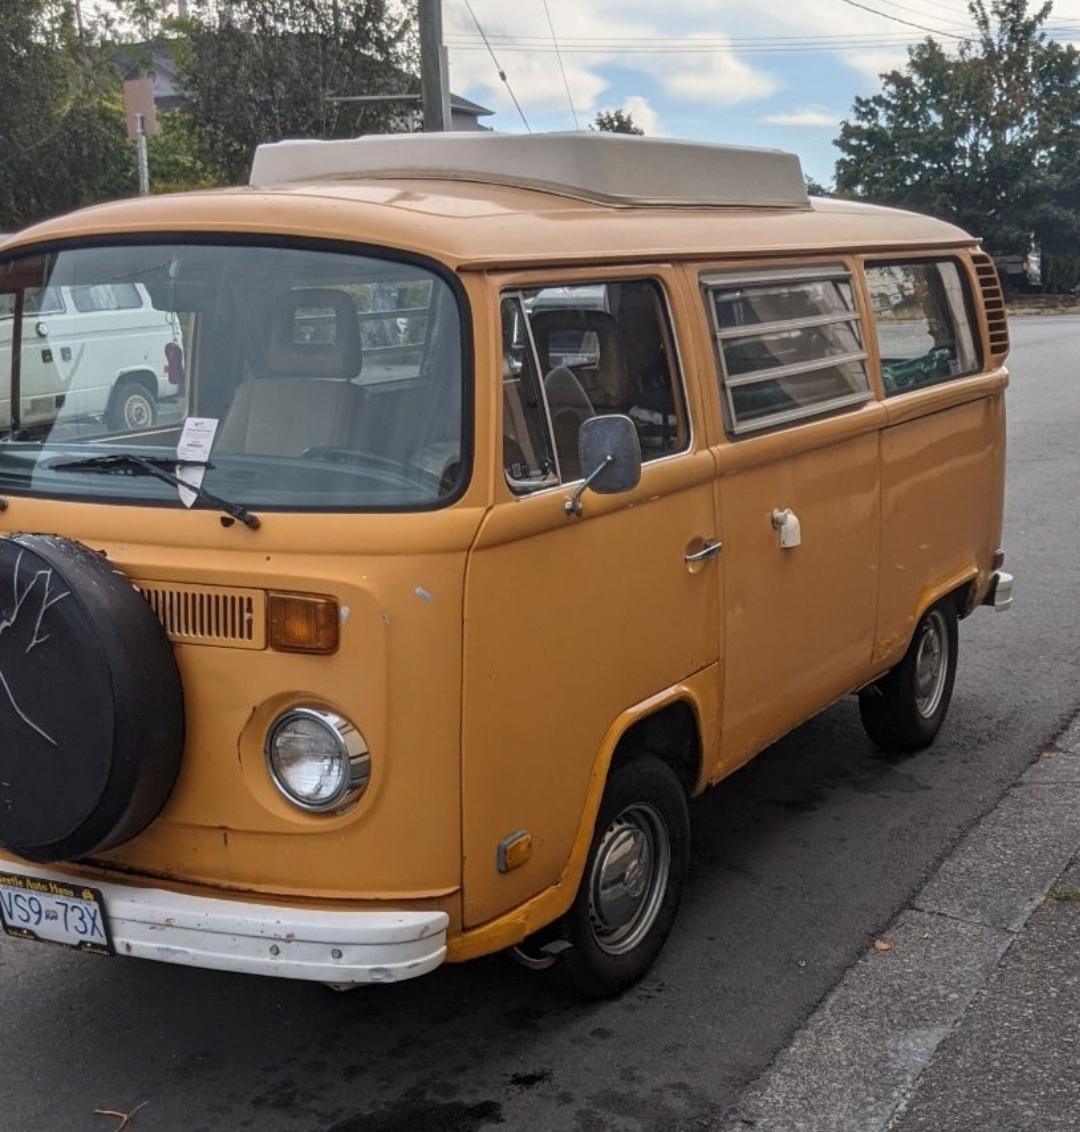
442;0;1080;185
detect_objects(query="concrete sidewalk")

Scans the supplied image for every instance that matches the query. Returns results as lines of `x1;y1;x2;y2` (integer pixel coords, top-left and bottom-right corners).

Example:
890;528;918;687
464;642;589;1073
722;715;1080;1132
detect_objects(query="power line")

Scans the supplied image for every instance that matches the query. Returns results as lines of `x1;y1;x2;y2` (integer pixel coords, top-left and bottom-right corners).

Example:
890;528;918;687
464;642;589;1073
462;0;531;132
542;0;579;130
443;22;1080;48
834;0;972;40
868;0;976;30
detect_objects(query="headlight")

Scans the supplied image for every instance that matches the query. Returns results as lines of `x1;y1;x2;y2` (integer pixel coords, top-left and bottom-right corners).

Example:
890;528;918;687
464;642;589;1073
266;707;370;812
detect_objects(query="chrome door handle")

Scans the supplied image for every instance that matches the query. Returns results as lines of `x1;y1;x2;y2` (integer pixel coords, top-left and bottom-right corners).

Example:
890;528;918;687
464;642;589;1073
684;539;723;563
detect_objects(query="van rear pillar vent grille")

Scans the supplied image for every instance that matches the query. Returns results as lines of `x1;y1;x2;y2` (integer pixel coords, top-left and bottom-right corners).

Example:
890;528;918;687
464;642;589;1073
972;252;1010;365
135;581;266;650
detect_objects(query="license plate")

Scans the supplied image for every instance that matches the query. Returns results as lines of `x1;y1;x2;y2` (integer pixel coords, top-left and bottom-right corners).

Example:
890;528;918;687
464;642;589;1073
0;872;113;956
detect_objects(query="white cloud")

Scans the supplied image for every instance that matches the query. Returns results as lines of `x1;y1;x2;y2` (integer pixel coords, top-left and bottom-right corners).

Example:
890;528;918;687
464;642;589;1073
594;94;662;134
762;106;839;128
623;95;661;135
444;0;781;127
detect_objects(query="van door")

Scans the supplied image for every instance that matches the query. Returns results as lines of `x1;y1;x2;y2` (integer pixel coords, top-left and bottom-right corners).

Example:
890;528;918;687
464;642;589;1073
461;270;719;928
696;261;887;772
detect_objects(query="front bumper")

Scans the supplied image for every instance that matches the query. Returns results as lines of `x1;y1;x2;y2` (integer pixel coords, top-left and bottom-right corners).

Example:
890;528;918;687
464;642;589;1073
3;863;448;985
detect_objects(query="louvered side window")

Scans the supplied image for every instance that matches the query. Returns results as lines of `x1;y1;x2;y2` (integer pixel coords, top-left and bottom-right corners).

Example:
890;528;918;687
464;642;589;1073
704;265;872;435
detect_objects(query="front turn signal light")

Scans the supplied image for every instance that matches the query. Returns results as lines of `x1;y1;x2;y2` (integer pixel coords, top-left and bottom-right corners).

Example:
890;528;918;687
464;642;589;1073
268;592;339;654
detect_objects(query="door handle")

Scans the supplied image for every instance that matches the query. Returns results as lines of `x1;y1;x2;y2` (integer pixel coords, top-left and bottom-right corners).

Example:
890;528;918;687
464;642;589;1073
684;539;723;564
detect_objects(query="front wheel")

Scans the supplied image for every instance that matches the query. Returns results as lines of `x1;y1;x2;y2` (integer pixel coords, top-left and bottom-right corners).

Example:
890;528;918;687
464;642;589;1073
859;601;959;752
107;378;158;432
559;755;690;998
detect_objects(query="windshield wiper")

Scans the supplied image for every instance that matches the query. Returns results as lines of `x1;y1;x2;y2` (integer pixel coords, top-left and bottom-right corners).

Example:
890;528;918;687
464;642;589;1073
50;453;261;530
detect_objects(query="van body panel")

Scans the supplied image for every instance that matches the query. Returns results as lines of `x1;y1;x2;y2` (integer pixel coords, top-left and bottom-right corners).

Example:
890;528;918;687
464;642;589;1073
713;424;882;770
462;450;719;927
0;501;484;905
4;188;976;276
875;391;1006;665
449;663;721;956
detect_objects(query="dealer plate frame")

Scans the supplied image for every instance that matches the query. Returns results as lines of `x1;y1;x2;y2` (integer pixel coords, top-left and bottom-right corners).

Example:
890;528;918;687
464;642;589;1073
0;871;114;957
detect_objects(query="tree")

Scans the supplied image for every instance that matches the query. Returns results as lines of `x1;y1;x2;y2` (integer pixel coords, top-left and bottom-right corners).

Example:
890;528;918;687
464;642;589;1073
181;0;418;184
0;2;135;230
592;109;644;135
835;0;1080;287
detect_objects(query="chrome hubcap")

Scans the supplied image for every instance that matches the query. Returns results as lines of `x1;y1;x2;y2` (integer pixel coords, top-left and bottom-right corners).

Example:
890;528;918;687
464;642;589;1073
914;609;949;718
587;802;670;955
124;392;153;429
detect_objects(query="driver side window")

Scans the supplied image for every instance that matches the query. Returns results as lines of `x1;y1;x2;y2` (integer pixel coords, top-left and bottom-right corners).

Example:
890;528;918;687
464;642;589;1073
865;260;980;395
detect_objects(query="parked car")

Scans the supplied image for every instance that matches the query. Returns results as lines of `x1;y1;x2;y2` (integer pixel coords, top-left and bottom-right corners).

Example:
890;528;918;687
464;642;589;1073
0;132;1011;998
0;280;183;434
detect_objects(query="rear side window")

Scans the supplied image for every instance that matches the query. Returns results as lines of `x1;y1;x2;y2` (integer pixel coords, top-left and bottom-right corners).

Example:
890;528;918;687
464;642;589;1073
501;279;689;490
865;260;980;394
71;282;142;313
705;266;871;435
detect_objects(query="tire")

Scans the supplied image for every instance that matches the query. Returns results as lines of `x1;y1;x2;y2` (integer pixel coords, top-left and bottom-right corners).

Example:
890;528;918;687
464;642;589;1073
859;600;959;752
0;535;184;862
559;754;691;998
107;377;158;432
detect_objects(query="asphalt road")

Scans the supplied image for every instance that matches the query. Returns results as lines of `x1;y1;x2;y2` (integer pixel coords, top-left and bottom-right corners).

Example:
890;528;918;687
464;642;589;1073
2;316;1079;1132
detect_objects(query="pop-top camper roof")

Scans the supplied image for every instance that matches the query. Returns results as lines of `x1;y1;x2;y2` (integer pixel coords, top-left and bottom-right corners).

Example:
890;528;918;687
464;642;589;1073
249;132;811;210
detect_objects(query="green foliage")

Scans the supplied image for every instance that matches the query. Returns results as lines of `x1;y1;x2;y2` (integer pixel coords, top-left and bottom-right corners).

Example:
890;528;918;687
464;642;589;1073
835;0;1080;289
592;109;645;135
181;0;418;185
146;110;222;194
0;0;420;229
0;2;135;229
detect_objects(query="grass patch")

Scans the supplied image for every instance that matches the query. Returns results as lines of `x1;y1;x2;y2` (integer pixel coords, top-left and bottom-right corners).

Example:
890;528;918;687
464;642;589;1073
1048;887;1080;902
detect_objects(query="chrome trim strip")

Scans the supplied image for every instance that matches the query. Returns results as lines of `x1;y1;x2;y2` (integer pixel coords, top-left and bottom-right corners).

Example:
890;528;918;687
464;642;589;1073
725;349;869;387
715;310;861;341
730;390;873;435
701;265;851;287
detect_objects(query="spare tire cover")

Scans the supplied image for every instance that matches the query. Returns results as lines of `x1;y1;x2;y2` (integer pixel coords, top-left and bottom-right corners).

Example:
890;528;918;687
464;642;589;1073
0;534;184;863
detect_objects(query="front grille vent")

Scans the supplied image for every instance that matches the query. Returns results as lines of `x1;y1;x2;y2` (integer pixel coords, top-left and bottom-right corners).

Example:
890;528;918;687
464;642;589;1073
136;581;266;650
972;252;1010;364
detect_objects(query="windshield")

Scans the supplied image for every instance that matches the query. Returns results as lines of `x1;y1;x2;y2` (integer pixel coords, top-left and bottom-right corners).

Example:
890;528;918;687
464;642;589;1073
0;241;466;511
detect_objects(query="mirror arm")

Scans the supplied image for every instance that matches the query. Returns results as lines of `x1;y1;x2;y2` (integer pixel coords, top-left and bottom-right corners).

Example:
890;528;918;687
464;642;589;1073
564;454;615;517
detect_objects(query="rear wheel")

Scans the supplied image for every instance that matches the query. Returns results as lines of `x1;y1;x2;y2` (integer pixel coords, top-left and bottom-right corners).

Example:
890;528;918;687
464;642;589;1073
107;377;158;432
559;754;690;998
859;600;958;752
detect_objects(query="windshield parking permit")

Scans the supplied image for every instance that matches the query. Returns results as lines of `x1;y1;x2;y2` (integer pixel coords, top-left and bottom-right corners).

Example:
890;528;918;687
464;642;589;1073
176;417;218;508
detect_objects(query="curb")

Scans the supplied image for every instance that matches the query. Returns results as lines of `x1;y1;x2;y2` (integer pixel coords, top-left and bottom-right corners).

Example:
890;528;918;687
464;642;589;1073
720;715;1080;1132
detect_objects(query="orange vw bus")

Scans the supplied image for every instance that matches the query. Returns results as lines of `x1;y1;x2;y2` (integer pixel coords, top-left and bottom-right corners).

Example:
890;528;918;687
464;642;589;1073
0;134;1011;996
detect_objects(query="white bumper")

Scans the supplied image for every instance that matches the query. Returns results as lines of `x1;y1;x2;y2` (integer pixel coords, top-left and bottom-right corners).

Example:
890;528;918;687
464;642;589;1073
6;863;448;985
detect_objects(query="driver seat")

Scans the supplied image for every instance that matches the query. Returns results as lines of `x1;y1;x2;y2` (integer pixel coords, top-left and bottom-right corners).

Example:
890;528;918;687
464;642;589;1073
217;289;364;457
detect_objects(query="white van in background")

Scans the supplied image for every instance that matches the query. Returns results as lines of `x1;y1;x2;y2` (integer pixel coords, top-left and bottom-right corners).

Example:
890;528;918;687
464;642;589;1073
0;280;183;434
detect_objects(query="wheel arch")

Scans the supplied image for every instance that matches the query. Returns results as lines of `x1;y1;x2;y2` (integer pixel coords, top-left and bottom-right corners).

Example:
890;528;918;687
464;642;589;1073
447;670;717;963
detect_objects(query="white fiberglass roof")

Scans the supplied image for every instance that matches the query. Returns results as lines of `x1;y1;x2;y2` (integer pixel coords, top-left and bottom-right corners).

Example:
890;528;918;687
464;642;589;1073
249;131;811;211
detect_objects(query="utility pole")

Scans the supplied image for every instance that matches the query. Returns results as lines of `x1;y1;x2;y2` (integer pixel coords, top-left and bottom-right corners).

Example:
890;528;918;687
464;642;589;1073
419;0;451;132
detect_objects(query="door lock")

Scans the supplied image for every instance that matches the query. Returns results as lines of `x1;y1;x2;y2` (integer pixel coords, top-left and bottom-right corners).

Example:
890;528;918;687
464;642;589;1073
771;508;802;549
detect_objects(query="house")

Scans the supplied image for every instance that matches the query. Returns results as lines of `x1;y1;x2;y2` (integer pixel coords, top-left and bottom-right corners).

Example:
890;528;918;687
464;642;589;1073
113;44;494;131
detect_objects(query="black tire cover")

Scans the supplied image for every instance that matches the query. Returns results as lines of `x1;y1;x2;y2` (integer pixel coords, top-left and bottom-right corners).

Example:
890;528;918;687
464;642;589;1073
0;534;184;862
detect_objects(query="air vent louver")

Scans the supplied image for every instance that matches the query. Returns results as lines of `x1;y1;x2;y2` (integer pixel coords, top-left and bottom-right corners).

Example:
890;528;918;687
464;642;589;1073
136;581;266;650
972;253;1010;364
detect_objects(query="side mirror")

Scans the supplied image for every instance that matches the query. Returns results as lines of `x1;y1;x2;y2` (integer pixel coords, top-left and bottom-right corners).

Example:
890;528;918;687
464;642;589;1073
565;414;642;516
